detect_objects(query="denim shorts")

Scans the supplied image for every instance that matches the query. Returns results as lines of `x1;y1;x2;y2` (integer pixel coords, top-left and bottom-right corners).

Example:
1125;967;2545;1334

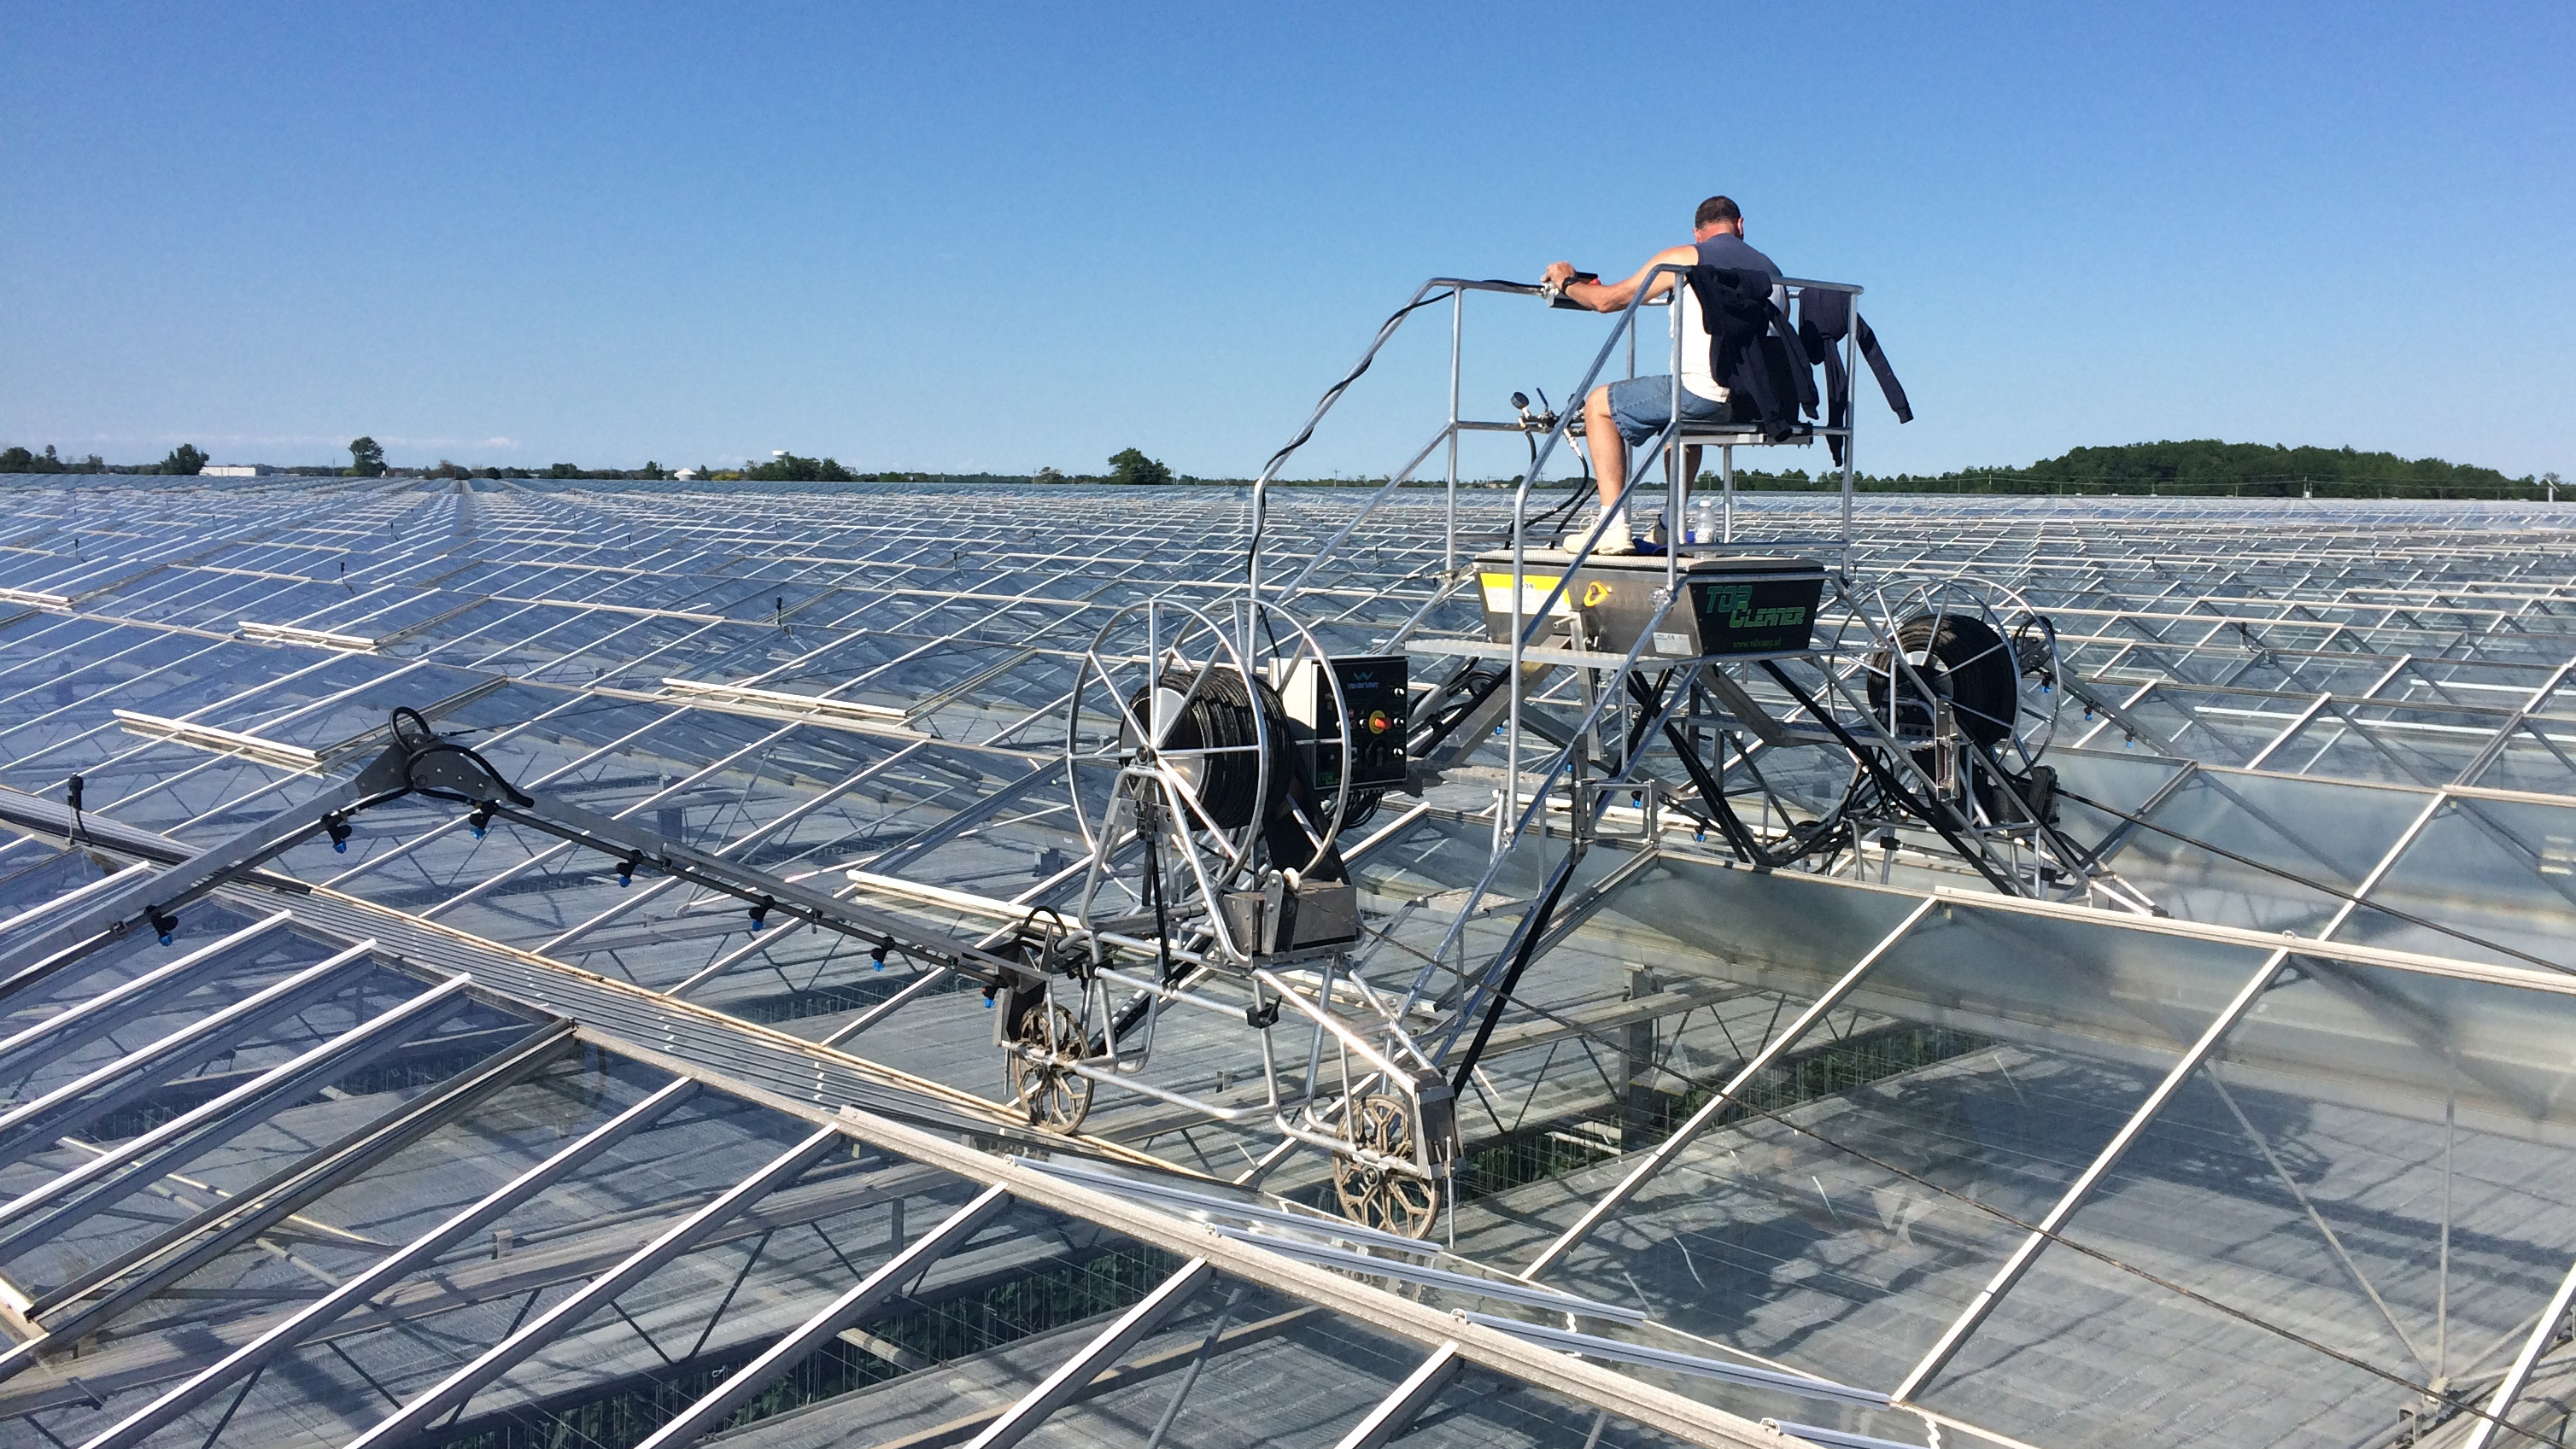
1606;376;1730;447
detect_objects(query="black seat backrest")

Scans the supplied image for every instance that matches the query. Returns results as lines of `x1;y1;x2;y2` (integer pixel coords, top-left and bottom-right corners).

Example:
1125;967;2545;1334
1685;266;1807;443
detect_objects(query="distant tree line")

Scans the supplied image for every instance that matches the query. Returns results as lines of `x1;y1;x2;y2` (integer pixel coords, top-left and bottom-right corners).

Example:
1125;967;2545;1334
1706;440;2561;500
1;442;211;475
1018;449;1183;485
8;436;2556;500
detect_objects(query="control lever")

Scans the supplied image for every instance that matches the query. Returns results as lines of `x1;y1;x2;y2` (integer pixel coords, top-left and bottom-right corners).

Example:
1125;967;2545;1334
1541;271;1599;309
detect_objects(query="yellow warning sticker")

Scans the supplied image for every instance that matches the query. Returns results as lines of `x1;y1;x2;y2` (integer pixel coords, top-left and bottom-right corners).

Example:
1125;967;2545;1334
1479;571;1573;616
1477;572;1619;616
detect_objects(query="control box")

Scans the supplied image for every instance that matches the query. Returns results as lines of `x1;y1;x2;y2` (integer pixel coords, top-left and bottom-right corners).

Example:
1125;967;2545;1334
1221;877;1361;958
1268;655;1409;796
1472;549;1824;659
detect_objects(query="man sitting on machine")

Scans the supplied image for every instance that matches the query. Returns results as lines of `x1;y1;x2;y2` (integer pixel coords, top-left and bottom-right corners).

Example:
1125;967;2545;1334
1542;194;1783;554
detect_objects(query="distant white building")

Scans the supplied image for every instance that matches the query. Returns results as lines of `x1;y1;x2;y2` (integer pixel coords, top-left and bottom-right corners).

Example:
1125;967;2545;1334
201;464;274;476
673;468;701;480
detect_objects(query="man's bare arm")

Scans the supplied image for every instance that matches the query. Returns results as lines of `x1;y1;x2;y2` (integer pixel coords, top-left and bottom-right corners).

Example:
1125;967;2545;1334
1544;244;1699;313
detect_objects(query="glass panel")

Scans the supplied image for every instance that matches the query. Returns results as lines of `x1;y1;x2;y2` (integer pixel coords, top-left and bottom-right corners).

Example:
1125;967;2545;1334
1463;885;2278;1394
1924;958;2576;1448
2085;768;2427;935
2344;797;2576;972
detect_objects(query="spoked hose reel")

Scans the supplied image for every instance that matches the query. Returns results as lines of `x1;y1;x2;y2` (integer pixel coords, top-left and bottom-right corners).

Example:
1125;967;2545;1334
1063;599;1356;959
1009;599;1456;1234
1847;576;2064;832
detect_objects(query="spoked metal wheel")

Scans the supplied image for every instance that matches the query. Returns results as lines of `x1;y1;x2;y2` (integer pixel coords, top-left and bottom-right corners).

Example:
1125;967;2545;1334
1332;1094;1440;1237
1004;1002;1095;1131
1065;599;1268;949
1842;575;2064;774
1061;599;1352;962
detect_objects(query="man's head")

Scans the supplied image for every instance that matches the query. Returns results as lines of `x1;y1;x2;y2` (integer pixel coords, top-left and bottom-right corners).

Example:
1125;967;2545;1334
1693;195;1743;240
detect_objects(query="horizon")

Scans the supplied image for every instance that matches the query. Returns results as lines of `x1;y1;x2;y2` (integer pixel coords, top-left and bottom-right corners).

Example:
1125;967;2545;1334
1;435;2554;494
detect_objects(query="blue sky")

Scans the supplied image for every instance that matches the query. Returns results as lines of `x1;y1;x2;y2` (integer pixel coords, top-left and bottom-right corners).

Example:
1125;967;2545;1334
4;2;2569;480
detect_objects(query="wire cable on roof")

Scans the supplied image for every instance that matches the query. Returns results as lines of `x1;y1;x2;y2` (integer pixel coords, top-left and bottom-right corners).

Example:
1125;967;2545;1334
1475;973;2556;1445
2055;785;2573;976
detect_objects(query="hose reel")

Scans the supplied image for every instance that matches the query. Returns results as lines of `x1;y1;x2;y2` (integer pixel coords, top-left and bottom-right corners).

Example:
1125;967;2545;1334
1121;665;1268;832
1850;580;2064;827
1065;599;1382;967
1865;611;2019;750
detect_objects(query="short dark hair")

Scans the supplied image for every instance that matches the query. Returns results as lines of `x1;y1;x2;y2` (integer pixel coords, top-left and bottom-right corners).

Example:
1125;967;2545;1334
1694;196;1742;228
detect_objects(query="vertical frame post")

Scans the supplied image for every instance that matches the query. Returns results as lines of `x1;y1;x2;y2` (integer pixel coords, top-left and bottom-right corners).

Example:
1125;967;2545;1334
1446;288;1463;578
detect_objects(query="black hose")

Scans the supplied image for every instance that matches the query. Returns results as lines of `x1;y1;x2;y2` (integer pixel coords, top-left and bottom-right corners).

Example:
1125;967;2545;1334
1247;286;1496;585
1759;662;2024;897
1448;844;1586;1094
1127;668;1265;831
2053;785;2573;976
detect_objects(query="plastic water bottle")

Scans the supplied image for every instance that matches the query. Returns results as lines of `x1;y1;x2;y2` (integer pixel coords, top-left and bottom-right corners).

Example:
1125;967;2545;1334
1689;495;1718;545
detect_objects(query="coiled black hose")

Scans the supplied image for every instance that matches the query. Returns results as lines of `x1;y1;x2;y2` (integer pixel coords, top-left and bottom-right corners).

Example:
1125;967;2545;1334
1125;667;1267;830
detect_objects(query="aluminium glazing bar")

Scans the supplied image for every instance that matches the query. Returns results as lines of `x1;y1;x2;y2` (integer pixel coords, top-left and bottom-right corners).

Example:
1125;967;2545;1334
1888;946;2293;1404
73;1075;700;1449
1332;1341;1462;1449
1765;1422;1939;1449
1030;1158;1437;1255
0;909;290;1071
1519;895;1939;1281
1205;1225;1641;1323
341;1120;844;1449
2452;658;2576;789
961;1257;1215;1449
711;1089;1789;1449
0;862;152;941
632;1181;1012;1449
2458;1250;2576;1449
0;972;472;1262
20;1019;579;1356
1454;1313;1887;1408
0;941;362;1157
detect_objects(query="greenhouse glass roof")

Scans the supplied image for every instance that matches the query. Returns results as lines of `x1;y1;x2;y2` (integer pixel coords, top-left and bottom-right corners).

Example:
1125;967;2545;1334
1;475;2573;1449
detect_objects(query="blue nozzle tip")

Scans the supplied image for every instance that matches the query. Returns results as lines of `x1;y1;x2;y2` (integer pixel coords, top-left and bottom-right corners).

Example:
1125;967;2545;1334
158;932;173;946
471;825;485;838
332;839;347;853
